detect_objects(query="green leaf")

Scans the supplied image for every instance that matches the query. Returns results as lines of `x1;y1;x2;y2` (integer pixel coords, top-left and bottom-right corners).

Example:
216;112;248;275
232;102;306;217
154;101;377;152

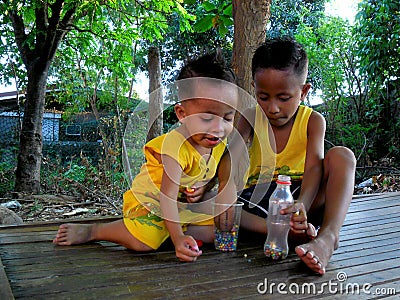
219;15;233;26
193;14;214;32
202;1;217;12
222;4;233;16
218;23;228;36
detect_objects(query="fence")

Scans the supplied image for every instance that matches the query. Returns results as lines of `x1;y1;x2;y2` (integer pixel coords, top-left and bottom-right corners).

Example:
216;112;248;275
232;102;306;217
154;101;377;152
0;110;132;198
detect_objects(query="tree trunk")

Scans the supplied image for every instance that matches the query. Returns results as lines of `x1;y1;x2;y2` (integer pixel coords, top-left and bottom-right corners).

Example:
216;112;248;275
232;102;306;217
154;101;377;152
14;64;50;193
232;0;271;111
147;46;163;142
10;1;77;193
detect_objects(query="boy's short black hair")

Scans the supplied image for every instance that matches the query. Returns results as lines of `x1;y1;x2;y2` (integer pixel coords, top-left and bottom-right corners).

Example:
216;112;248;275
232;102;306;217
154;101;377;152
177;50;237;84
252;37;308;80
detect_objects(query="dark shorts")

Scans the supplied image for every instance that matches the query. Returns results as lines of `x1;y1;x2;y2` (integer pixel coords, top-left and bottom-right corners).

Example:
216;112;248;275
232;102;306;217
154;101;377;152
238;181;302;219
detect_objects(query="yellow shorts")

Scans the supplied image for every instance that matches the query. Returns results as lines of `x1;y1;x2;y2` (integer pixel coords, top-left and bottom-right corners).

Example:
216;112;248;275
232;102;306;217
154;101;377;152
123;201;213;250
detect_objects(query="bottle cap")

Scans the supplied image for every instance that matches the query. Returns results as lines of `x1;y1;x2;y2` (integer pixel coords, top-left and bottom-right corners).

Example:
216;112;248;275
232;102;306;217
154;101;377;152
277;174;291;184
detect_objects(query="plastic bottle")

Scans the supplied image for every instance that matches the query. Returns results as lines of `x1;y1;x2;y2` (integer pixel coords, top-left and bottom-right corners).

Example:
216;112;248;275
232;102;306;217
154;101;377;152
264;175;294;260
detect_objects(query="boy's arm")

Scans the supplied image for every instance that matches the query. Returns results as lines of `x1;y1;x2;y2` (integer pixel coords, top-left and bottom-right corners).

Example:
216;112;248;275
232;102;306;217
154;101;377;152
218;108;255;193
217;108;268;233
159;154;201;261
217;150;237;204
297;111;326;211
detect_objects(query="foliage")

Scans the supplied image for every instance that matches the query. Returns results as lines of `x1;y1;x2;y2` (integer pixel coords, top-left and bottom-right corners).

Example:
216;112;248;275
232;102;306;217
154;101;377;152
267;0;328;93
122;110;148;180
41;154;128;201
295;15;372;161
0;161;15;196
192;0;233;37
0;0;195;123
48;1;194;114
354;0;400;161
268;0;326;39
157;0;234;82
355;0;400;92
163;104;179;132
63;164;95;183
0;0;197;193
0;144;18;196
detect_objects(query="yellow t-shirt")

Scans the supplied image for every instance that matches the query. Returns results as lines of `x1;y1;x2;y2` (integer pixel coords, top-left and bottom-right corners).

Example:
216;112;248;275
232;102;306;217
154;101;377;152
123;129;227;218
245;104;312;187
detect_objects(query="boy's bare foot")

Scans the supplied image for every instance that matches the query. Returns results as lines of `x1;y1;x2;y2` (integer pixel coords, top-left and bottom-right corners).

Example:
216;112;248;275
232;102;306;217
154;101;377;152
295;231;338;275
53;223;95;246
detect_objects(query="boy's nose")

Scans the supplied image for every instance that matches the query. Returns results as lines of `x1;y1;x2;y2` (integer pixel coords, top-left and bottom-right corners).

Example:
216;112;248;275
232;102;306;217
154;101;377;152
268;101;280;114
211;118;225;134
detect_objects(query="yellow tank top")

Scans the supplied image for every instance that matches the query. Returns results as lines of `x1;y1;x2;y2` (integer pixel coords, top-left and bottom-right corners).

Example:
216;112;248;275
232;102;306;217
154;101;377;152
123;129;227;215
245;104;312;187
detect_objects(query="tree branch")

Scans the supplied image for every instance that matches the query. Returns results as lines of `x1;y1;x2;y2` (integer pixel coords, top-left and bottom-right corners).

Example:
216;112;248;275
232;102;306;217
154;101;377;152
35;3;48;52
8;11;31;66
63;23;104;38
48;0;64;29
45;1;77;63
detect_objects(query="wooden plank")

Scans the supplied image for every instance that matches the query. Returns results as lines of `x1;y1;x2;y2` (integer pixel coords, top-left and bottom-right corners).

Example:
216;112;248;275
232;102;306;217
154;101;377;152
0;215;121;230
1;227;396;276
0;192;399;299
344;205;400;223
0;256;14;300
347;197;400;212
1;222;398;271
351;192;400;201
4;232;400;299
347;196;400;212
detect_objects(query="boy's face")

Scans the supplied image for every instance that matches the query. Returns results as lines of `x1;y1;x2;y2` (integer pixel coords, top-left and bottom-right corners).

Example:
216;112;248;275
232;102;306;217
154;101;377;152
175;96;236;149
252;68;311;128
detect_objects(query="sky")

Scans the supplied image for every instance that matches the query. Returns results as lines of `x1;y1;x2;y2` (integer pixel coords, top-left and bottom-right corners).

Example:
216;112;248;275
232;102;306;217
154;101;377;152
1;0;360;97
326;0;359;24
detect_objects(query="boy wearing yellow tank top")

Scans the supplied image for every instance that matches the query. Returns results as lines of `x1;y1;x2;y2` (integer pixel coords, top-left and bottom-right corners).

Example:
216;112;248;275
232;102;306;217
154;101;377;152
53;52;239;263
218;38;356;274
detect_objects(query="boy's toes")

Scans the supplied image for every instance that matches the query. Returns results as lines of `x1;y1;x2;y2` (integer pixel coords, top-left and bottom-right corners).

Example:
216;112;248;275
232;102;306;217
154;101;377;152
295;245;307;256
295;246;325;274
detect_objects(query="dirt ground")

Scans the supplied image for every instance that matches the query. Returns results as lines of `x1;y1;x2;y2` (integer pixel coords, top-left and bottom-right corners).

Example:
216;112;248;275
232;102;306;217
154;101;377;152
1;193;122;224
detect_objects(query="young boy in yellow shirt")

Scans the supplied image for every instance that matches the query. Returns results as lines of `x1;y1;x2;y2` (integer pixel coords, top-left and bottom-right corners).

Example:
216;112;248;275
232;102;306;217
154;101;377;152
53;52;238;262
218;37;356;274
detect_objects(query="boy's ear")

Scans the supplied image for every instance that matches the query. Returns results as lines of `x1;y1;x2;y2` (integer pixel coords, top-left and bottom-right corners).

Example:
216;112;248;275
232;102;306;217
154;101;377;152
174;104;186;122
300;83;312;100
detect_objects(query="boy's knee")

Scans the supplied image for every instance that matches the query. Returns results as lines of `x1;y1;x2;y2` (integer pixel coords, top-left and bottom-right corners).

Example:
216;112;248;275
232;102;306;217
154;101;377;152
326;146;356;168
127;240;154;252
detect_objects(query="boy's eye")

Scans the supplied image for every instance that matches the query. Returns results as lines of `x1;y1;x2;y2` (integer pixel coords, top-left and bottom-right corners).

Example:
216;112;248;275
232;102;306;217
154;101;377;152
200;114;213;122
224;117;234;123
279;97;291;101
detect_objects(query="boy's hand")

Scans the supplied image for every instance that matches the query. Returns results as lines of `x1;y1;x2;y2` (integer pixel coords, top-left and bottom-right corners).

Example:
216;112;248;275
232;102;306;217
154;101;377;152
184;185;205;203
173;235;202;262
281;202;316;237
